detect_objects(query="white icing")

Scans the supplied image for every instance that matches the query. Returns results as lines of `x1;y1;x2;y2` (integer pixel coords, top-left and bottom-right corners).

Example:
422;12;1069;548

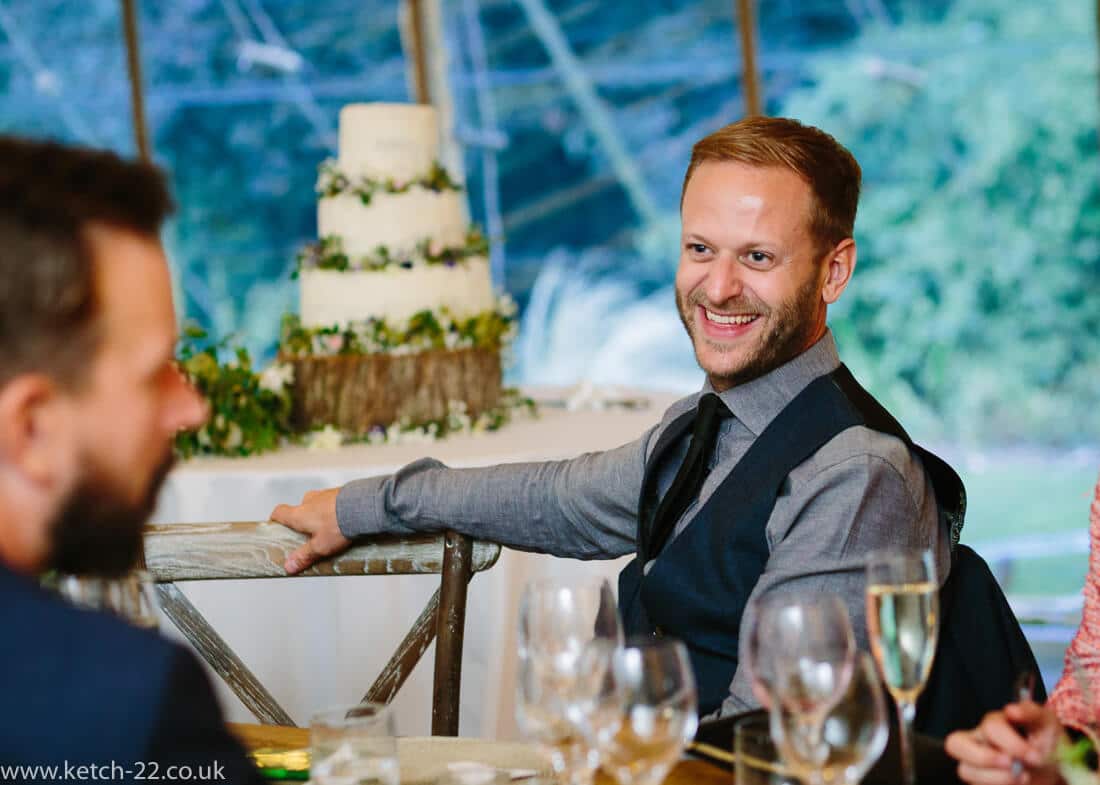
304;103;495;334
318;189;467;258
299;258;496;329
338;104;438;182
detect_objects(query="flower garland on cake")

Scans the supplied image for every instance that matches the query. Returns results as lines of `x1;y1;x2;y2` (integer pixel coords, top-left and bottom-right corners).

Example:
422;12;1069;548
279;294;518;358
295;228;489;274
316;158;462;204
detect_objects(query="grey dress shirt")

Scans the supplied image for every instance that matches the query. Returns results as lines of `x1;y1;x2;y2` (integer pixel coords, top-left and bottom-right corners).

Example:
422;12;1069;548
336;330;951;714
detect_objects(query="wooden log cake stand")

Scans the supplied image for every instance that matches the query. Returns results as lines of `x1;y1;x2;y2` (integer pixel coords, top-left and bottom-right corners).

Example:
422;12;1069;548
282;347;502;436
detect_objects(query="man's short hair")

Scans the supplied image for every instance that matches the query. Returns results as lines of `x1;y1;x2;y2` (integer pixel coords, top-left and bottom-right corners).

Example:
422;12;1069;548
682;116;862;256
0;136;174;389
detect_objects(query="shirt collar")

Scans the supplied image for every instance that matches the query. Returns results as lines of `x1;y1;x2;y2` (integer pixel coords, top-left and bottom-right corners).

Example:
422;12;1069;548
702;330;841;436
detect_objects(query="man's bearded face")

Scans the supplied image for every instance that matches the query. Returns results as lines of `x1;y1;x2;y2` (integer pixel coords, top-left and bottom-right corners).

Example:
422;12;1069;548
47;450;175;577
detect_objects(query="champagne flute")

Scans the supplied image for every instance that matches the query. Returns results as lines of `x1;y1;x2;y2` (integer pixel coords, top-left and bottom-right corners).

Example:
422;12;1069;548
771;652;889;785
597;638;698;785
750;592;856;785
515;578;622;785
865;549;939;785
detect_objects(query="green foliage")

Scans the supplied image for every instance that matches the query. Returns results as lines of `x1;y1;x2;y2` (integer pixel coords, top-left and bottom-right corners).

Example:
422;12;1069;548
296;228;489;273
316;158;463;204
781;0;1100;444
280;303;516;357
175;327;293;458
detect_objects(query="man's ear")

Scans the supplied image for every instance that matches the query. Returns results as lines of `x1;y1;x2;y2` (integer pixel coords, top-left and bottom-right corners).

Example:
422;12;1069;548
0;374;71;487
822;238;857;305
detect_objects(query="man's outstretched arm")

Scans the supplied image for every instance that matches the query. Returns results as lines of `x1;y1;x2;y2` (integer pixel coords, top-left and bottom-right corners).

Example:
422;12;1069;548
272;430;656;573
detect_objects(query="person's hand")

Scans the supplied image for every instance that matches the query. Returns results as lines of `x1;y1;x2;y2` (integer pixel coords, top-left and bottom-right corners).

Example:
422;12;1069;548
945;701;1065;785
270;488;351;574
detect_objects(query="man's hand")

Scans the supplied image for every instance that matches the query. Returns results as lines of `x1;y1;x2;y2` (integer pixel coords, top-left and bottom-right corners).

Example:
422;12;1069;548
945;701;1065;785
270;488;351;574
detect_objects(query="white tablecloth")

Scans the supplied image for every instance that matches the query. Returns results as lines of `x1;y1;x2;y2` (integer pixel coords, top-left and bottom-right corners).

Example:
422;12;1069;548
151;388;676;738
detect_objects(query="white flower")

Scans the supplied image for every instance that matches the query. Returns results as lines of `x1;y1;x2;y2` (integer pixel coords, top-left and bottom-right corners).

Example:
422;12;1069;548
306;425;344;451
324;334;345;354
225;422;243;449
471;413;492;434
428;239;445;257
367;427;388;446
497;292;518;318
258;363;294;393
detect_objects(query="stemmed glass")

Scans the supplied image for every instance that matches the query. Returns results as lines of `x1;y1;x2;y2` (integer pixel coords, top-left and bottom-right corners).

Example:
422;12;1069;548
596;638;698;785
746;591;856;785
515;578;623;785
770;652;889;785
865;549;939;785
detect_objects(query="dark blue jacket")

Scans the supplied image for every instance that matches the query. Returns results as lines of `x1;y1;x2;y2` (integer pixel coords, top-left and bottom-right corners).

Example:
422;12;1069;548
0;562;264;783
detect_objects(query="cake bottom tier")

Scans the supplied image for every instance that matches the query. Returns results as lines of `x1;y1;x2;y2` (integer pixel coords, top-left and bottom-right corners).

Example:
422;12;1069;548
282;348;502;436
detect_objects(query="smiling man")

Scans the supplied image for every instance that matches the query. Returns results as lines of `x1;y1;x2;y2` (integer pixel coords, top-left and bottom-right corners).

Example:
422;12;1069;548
271;116;959;717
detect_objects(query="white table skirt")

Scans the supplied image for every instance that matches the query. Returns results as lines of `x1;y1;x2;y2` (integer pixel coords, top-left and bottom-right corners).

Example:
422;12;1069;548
151;388;676;738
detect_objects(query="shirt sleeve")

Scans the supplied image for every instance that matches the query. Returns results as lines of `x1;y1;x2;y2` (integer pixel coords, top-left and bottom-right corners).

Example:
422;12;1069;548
720;437;948;715
334;426;659;560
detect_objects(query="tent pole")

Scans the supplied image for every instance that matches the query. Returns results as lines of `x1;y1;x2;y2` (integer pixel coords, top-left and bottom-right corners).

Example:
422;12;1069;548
120;0;151;160
734;0;763;116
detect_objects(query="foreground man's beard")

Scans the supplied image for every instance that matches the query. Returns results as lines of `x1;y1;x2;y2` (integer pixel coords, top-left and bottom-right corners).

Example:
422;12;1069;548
676;272;822;390
47;452;176;577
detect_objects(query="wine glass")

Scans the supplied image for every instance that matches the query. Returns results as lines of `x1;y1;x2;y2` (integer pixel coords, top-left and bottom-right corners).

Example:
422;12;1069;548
56;570;160;629
748;591;856;785
733;712;800;785
310;702;398;785
771;652;889;785
865;549;939;785
515;578;623;785
597;638;698;785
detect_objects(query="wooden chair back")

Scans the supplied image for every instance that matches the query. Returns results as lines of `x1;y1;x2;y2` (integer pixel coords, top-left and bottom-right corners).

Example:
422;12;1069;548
144;521;500;735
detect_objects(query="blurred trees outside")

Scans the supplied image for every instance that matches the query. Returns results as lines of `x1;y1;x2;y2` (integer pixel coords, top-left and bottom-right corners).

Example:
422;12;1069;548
0;0;1095;445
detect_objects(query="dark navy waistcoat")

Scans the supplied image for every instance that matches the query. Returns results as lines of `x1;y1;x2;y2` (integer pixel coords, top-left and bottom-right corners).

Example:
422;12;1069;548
617;364;966;716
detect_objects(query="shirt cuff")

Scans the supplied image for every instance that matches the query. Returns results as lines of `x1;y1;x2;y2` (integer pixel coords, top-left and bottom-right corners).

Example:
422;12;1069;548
335;475;391;538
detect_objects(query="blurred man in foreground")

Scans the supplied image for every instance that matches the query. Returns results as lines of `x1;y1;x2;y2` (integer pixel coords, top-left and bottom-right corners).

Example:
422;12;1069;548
0;135;263;781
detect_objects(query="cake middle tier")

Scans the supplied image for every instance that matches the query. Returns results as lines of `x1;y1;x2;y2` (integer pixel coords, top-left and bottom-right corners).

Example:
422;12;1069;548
298;257;496;330
318;188;467;258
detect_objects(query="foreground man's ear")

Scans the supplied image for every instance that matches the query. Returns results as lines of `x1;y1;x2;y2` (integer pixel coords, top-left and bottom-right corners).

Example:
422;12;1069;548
0;374;73;488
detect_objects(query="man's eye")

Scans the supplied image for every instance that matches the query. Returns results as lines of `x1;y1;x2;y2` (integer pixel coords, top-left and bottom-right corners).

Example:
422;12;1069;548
688;243;709;254
746;251;771;264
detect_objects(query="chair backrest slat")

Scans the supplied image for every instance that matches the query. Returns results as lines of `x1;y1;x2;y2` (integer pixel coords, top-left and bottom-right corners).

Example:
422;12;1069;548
145;522;500;582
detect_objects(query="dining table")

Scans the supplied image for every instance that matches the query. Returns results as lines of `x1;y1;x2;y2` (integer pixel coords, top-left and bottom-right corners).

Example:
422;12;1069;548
229;722;731;784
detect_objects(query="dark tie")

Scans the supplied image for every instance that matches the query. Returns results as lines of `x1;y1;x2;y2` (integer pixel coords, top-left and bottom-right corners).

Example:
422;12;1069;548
644;392;732;562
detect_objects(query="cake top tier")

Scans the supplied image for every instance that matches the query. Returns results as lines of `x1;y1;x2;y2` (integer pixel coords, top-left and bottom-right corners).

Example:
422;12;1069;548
338;103;439;182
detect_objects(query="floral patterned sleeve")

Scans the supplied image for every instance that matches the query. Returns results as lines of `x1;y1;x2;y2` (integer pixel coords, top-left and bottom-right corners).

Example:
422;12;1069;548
1048;472;1100;731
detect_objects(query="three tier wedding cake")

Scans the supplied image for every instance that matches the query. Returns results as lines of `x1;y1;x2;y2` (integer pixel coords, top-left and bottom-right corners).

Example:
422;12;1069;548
279;103;515;436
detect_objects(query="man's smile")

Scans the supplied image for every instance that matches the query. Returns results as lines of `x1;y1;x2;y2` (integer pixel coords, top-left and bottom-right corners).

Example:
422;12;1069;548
698;304;761;339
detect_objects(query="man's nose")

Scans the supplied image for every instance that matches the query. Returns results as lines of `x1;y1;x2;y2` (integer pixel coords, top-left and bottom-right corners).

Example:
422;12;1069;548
705;256;743;305
167;369;209;434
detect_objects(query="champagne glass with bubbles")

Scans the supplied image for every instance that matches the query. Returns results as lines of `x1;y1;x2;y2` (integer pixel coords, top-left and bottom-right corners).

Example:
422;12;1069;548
865;549;939;785
515;578;622;785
